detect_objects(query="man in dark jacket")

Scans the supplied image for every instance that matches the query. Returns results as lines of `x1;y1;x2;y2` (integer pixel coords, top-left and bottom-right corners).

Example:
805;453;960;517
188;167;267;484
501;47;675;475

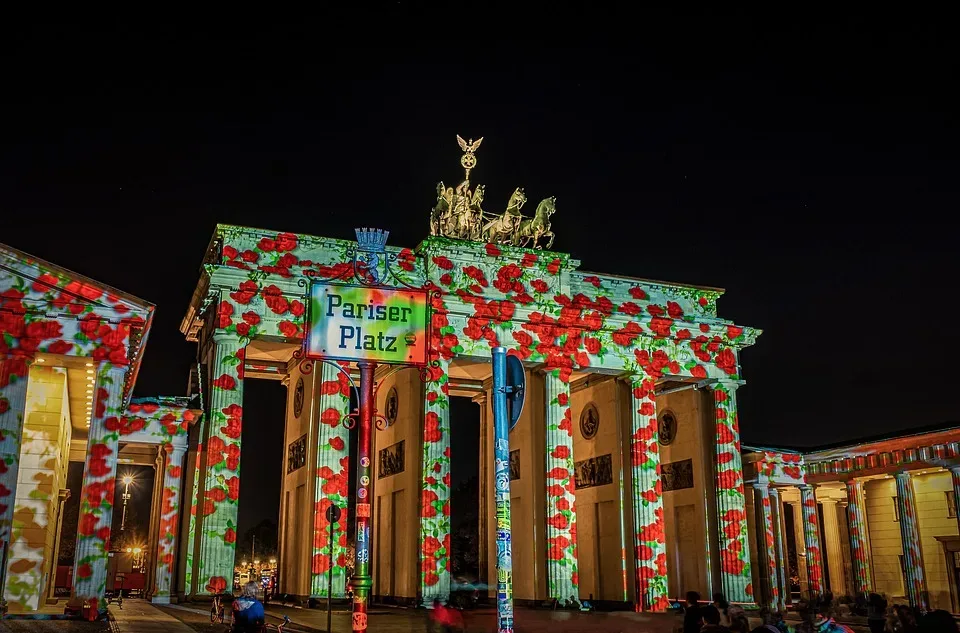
684;591;703;633
701;605;730;632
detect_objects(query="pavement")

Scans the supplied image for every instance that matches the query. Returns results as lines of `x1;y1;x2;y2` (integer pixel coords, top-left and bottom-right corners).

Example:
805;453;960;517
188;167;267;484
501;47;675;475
108;599;198;633
147;600;874;633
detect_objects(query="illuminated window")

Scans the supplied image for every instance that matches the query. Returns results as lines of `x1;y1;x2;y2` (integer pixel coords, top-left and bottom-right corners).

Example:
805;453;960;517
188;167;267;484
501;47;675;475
948;491;957;519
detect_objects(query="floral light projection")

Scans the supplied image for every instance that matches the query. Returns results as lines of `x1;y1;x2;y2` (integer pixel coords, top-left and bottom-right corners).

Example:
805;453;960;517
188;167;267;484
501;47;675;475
894;472;927;611
798;485;823;596
845;479;872;595
544;370;578;603
420;356;451;603
73;365;128;612
194;334;245;595
193;223;760;608
311;362;351;598
713;383;753;602
630;376;668;611
0;243;156;613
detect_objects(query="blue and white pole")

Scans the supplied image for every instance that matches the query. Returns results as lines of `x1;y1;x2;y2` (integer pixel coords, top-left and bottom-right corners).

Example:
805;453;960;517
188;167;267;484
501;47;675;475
492;347;514;633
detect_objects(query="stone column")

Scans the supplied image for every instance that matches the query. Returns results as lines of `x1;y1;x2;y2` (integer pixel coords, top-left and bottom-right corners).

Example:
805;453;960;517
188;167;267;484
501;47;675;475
752;483;779;608
628;375;667;611
0;357;31;555
894;471;927;611
712;381;753;603
950;467;960;537
768;487;789;612
544;368;578;604
819;499;845;596
46;489;71;602
421;357;451;605
786;500;808;592
473;392;489;588
144;446;165;599
182;407;207;596
71;364;128;612
798;485;824;598
194;332;245;595
152;444;186;604
311;362;351;598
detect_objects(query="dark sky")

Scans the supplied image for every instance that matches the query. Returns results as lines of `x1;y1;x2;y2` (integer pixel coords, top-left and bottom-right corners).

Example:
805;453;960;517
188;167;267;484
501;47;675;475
3;12;958;496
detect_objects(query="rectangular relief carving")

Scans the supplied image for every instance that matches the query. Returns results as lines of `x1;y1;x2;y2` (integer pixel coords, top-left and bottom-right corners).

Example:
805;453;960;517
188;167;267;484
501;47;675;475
661;458;694;491
574;454;613;489
378;439;405;479
287;434;307;474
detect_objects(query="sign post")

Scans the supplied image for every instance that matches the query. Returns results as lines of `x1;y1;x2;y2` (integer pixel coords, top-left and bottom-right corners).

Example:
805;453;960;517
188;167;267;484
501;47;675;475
303;229;429;633
492;347;525;633
325;504;341;633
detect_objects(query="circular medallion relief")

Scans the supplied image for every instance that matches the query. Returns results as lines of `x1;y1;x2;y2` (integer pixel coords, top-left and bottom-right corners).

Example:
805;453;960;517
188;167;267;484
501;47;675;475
386;386;399;426
658;410;678;446
293;376;305;419
579;402;600;440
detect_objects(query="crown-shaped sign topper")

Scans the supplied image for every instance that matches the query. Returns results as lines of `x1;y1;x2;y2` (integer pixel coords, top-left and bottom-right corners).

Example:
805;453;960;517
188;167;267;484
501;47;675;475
429;136;557;249
355;227;390;251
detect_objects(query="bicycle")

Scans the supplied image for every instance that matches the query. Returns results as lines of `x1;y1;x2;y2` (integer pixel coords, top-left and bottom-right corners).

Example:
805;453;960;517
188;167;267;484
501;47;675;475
221;615;291;633
211;594;226;624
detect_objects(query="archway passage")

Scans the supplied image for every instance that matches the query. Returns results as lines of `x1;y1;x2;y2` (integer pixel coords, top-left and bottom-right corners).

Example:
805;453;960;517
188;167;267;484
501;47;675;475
449;396;481;599
234;378;286;594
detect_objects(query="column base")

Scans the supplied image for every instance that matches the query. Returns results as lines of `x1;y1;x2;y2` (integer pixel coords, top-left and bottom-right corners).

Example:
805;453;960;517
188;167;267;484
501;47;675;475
151;596;171;605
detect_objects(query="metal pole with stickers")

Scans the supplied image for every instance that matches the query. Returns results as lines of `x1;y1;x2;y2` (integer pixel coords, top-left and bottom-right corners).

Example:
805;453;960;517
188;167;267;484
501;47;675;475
491;347;525;633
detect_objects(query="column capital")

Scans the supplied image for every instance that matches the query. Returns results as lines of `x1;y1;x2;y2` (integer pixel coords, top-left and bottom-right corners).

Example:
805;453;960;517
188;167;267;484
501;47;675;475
212;329;243;345
712;378;745;392
798;483;815;492
894;470;913;482
820;498;838;506
752;481;770;492
949;464;960;475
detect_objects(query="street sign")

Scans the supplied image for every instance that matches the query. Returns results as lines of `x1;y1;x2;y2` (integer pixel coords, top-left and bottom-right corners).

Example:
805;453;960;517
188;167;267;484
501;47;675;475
325;504;342;524
505;354;525;430
306;282;428;365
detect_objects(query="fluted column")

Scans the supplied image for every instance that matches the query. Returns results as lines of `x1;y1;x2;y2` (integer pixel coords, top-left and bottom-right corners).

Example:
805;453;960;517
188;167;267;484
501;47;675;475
183;407;207;595
752;483;778;608
144;447;165;599
950;467;960;537
153;444;186;604
71;364;128;612
544;369;578;604
420;357;451;604
712;381;753;603
798;485;823;598
820;499;845;595
629;375;667;611
311;362;351;598
768;487;789;612
844;480;872;595
894;471;927;611
0;357;31;547
194;332;245;595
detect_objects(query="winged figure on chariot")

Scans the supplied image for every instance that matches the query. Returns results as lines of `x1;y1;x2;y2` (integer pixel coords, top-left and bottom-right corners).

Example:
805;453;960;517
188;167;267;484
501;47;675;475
430;135;557;249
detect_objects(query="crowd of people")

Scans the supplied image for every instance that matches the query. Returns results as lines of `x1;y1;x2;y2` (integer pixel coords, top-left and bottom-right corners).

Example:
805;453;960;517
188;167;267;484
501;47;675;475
682;591;958;633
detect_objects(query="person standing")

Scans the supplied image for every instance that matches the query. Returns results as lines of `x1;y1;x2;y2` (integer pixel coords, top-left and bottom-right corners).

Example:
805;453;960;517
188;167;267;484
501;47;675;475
684;591;703;633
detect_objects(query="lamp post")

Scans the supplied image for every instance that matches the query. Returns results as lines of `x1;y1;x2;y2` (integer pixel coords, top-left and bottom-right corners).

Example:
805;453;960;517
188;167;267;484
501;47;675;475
120;475;135;533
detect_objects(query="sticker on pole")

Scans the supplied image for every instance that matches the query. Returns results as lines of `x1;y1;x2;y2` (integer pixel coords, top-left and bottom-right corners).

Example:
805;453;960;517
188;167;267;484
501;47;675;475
352;612;367;630
506;354;526;430
307;282;428;365
356;503;371;518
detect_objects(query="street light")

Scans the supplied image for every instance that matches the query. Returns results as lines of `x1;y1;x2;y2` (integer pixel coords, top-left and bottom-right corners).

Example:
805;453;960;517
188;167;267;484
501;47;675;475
120;474;135;532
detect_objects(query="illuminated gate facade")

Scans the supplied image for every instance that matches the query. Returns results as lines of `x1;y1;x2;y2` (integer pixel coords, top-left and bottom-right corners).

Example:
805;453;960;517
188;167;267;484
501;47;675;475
179;141;762;610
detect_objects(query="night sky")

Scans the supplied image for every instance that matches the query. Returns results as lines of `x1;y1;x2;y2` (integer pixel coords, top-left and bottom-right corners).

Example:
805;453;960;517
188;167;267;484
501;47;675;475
4;15;958;533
